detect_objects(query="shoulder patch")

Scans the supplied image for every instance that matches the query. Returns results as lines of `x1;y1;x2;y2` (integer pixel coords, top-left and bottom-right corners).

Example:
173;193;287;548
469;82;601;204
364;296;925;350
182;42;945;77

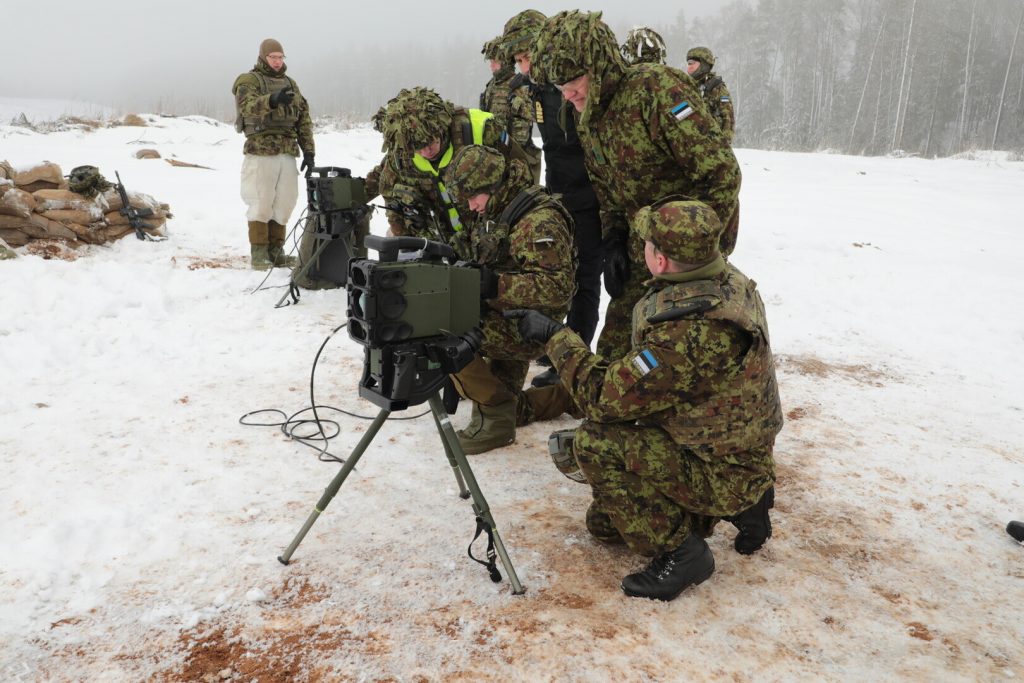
670;101;695;121
632;348;659;375
720;96;731;103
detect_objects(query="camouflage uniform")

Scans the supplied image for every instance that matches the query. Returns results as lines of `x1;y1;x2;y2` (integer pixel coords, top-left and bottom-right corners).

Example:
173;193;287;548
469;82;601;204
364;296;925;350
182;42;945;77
232;40;315;267
620;27;667;66
532;12;741;361
370;88;506;257
479;41;541;186
543;200;782;556
444;146;575;451
687;47;735;145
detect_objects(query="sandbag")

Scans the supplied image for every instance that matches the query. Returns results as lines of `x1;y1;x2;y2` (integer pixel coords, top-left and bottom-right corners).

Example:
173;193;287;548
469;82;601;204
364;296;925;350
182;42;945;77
135;149;161;159
0;161;14;180
0;188;37;217
13;162;64;188
0;229;29;247
41;208;104;225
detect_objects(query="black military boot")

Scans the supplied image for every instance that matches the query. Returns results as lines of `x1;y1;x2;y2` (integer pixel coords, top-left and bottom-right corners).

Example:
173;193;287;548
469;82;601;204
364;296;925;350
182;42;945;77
1008;521;1024;543
728;486;774;555
620;533;714;601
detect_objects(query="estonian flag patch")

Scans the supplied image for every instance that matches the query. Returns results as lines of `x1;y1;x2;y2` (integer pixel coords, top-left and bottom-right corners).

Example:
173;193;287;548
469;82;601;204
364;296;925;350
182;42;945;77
632;348;659;375
720;96;731;103
671;101;695;120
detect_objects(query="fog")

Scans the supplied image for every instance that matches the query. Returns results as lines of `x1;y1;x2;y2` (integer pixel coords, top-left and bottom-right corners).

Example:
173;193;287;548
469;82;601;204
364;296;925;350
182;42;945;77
4;1;709;120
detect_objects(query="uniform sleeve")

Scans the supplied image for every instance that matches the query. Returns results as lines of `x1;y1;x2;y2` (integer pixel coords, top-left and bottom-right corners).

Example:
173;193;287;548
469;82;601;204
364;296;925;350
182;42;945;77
296;90;315;155
493;206;574;311
649;73;740;226
546;317;750;424
233;75;271;119
715;82;735;144
507;87;535;148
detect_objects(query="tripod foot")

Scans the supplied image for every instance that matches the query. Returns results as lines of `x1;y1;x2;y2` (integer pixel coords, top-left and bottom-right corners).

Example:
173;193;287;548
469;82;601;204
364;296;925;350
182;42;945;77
277;556;290;566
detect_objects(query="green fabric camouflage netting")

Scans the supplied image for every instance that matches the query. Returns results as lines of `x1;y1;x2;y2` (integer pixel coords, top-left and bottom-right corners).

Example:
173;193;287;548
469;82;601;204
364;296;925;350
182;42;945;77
384;87;454;153
501;9;546;56
67;165;113;199
621;27;667;65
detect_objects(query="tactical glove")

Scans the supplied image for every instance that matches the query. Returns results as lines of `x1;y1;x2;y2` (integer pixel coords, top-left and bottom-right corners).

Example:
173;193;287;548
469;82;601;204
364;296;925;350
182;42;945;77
300;152;315;177
478;265;499;300
602;229;630;299
503;309;565;345
270;87;295;108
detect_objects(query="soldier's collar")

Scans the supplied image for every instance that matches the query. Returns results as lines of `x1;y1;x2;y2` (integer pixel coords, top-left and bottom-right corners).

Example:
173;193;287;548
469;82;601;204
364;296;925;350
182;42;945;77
647;254;726;286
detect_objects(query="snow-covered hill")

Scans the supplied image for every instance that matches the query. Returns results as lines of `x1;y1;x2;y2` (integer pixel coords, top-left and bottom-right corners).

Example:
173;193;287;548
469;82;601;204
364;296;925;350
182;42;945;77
1;113;1022;681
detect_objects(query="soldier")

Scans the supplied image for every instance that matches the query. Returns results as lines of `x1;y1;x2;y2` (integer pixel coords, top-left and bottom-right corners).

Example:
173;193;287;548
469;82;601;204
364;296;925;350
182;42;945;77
232;38;315;270
686;46;735;144
620;27;668;66
443;145;575;454
500;10;605;390
479;38;541;184
531;10;741;362
371;87;506;257
506;199;781;601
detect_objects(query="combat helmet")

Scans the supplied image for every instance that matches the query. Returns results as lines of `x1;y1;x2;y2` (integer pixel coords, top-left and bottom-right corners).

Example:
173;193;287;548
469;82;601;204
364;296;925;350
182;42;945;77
686;46;715;77
621;27;667;65
482;36;503;61
384;87;455;154
531;10;627;113
633;197;723;266
66;165;112;199
502;9;546;57
443;145;506;204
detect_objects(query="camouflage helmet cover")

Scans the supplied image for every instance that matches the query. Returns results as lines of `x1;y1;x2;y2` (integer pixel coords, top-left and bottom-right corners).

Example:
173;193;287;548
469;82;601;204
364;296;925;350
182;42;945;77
66;165;112;198
482;36;504;60
621;27;667;65
384;87;455;153
502;9;546;56
686;46;715;67
633;198;723;265
531;10;626;88
443;145;506;204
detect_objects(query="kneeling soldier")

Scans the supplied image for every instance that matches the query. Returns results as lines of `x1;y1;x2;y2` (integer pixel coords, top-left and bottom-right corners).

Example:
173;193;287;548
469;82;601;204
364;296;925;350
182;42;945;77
443;145;575;454
507;199;782;601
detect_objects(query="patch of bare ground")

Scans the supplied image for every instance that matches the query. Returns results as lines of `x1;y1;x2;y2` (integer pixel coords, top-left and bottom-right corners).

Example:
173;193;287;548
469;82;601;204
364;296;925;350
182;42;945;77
23;238;82;260
775;353;897;386
172;255;248;270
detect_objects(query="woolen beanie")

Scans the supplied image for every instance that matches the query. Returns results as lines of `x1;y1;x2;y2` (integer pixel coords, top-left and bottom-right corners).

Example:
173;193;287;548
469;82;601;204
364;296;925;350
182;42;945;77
260;38;284;59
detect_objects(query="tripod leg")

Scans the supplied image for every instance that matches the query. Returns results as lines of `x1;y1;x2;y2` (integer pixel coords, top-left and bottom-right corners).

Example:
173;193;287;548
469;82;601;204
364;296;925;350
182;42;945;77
428;395;525;594
274;238;333;308
432;406;470;499
278;408;390;565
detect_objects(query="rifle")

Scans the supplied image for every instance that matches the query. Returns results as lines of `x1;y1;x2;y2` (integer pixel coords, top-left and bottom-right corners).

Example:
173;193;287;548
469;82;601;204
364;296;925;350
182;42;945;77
114;171;163;241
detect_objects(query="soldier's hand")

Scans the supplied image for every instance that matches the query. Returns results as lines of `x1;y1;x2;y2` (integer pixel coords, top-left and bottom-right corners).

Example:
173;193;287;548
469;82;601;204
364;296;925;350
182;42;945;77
270;87;295;108
478;265;499;300
602;236;630;299
430;327;483;374
300;152;315;177
504;309;564;344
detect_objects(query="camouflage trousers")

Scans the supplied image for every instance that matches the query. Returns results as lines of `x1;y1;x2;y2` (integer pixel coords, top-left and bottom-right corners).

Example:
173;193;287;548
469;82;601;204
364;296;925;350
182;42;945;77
595;258;649;360
573;420;774;556
450;312;542;407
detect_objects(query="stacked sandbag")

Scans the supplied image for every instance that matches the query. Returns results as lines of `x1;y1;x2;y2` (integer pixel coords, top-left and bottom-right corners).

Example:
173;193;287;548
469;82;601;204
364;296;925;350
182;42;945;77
0;160;172;248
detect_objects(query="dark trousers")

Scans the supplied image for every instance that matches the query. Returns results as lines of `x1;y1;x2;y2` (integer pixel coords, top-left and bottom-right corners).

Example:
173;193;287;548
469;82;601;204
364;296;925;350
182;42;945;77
566;207;603;347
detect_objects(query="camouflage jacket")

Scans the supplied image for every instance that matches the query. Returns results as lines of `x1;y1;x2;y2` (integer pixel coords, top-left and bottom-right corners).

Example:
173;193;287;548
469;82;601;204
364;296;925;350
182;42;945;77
546;259;781;466
576;63;740;263
474;160;575;319
232;62;314;157
695;71;735;144
373;108;505;249
480;67;535;150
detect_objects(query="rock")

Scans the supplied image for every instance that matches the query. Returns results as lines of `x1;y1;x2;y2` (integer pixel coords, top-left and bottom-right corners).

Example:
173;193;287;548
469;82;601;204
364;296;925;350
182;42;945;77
135;149;161;159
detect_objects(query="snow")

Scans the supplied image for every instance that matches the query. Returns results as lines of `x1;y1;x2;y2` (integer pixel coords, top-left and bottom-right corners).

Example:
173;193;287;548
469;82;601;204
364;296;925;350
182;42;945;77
1;106;1023;682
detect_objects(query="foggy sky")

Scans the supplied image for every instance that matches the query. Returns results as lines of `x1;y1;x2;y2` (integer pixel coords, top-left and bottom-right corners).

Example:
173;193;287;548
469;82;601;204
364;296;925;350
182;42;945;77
5;1;712;116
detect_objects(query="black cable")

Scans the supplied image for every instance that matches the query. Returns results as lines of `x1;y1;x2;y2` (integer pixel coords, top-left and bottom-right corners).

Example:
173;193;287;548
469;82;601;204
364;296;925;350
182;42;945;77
239;321;429;465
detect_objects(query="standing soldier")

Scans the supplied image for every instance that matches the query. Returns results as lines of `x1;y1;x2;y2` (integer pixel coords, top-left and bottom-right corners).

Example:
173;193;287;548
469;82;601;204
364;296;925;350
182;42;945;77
531;11;741;362
443;145;575;454
686;47;735;144
232;38;314;270
479;38;541;184
373;87;506;256
500;10;605;390
620;27;668;66
506;200;781;601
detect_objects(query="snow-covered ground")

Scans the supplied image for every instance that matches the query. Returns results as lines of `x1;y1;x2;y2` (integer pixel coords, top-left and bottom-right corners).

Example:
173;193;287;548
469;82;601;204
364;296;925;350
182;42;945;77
1;111;1022;682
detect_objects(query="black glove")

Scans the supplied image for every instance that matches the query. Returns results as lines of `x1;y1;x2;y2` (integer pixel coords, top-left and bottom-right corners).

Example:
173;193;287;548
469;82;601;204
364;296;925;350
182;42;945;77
478;265;499;300
300;152;315;177
602;229;630;299
503;309;564;345
430;327;483;374
269;87;295;108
